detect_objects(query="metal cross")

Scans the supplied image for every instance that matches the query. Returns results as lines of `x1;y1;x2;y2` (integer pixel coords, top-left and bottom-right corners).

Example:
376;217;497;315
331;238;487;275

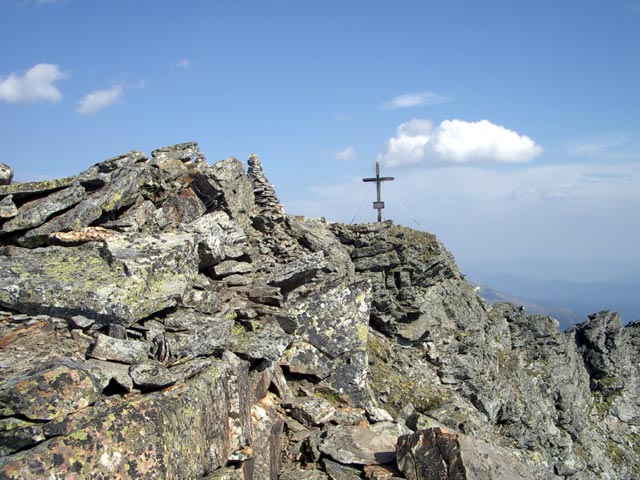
362;160;394;222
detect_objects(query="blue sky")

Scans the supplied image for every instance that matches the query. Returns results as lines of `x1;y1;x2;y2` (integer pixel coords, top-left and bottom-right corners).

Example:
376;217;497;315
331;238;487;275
1;0;639;283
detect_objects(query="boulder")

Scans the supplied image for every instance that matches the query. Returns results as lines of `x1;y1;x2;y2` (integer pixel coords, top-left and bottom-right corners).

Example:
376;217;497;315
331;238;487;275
0;195;17;219
0;362;243;479
2;181;86;233
0;163;13;185
396;428;559;480
319;422;410;466
0;232;198;325
283;280;371;405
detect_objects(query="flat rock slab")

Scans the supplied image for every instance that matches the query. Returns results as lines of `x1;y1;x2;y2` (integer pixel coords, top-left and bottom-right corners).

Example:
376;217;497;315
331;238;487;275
129;361;177;389
0;232;198;326
284;280;371;405
0;362;237;479
396;427;559;480
0;176;76;199
2;182;86;233
0;363;101;421
88;333;150;364
320;422;409;466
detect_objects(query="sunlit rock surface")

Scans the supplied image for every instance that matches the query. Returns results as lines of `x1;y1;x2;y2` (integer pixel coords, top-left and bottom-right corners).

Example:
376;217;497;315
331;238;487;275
0;143;637;479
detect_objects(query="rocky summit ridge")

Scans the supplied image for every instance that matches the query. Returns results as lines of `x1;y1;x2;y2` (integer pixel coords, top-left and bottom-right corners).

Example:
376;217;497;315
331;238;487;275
0;143;638;479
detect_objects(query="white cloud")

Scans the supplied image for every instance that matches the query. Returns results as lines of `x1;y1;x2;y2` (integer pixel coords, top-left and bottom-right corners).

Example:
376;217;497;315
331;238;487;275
76;85;124;114
377;118;543;166
382;91;451;110
335;146;356;162
0;64;67;104
176;58;192;69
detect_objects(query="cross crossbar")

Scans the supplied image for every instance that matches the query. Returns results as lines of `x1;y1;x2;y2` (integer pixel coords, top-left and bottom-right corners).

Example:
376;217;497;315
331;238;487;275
362;160;394;222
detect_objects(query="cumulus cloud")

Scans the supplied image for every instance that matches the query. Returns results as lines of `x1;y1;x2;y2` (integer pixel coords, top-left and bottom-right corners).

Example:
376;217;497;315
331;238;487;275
382;91;451;110
377;118;543;166
335;146;356;162
0;64;67;104
76;85;124;114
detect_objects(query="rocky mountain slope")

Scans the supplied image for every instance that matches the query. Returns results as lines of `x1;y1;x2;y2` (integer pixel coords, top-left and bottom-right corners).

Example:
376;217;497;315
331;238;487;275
0;143;638;479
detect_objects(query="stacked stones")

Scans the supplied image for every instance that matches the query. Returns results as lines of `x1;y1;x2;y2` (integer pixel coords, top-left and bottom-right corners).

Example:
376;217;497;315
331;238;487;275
247;153;284;231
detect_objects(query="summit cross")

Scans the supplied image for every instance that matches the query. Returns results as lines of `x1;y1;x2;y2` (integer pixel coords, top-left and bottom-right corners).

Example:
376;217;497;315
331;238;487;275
362;160;394;222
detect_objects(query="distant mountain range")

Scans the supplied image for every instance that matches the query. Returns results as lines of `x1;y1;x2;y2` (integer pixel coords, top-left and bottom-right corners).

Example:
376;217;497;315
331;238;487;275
467;272;640;330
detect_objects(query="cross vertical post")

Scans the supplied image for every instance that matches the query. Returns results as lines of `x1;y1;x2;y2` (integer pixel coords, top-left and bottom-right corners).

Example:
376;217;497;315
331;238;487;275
362;160;394;222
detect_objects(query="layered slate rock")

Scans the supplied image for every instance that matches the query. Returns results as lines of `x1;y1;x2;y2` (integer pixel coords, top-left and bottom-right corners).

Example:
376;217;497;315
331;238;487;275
0;232;198;326
283;280;372;406
0;143;638;480
396;428;559;480
0;363;238;479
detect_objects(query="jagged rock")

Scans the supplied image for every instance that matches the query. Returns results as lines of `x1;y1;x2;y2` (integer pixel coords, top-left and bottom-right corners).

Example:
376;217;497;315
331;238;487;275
159;310;234;362
286;216;354;280
47;226;115;245
571;310;626;386
0;176;76;200
76;150;148;188
268;251;327;292
320;422;410;466
2;181;86;233
232;318;292;362
86;358;134;393
0;362;242;479
284;396;336;427
214;260;253;278
159;187;207;224
191;157;254;222
129;360;177;389
0;232;198;325
0;195;17;219
396;427;559;480
250;392;284;480
100;199;156;233
87;333;150;364
0;417;45;456
203;466;244;480
283;280;371;405
17;165;151;247
0;362;102;421
0;144;638;480
322;458;362;480
183;211;248;269
280;468;328;480
151;142;200;163
0;163;13;185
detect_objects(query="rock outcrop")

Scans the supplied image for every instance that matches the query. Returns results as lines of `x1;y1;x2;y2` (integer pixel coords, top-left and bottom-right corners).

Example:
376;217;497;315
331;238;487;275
0;143;637;479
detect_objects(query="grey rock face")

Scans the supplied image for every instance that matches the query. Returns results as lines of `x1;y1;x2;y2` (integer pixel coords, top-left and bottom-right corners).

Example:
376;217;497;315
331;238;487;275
0;195;18;219
0;232;198;325
0;163;13;185
2;181;86;233
396;428;559;480
87;333;150;364
320;422;410;466
0;143;638;480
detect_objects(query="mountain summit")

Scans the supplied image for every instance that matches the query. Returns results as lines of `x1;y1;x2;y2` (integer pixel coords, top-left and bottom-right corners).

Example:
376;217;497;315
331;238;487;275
0;143;638;479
